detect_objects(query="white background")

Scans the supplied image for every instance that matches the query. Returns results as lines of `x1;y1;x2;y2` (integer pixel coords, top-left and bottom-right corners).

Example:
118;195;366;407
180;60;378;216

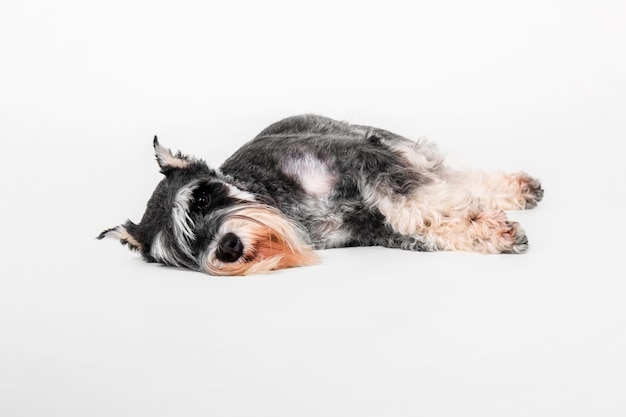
1;0;625;416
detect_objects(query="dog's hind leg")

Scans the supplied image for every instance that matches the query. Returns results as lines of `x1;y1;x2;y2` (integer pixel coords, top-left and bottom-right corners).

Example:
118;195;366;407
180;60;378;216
377;133;543;211
368;179;529;254
358;134;534;253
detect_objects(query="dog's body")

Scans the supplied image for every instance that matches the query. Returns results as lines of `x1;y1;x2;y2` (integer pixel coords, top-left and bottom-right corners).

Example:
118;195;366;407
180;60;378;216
99;114;543;275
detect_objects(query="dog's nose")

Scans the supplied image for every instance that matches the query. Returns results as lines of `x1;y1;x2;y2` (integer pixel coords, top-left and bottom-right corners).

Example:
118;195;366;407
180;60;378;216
216;233;244;263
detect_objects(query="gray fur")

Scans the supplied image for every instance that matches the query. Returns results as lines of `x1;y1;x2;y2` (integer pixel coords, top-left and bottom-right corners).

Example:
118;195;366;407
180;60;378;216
99;114;543;274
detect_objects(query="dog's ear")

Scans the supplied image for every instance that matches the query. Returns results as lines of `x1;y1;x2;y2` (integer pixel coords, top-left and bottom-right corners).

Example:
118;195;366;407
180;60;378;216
97;222;142;251
153;136;194;175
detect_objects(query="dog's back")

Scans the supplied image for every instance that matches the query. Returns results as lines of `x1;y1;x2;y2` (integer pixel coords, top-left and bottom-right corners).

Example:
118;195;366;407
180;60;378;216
220;115;431;250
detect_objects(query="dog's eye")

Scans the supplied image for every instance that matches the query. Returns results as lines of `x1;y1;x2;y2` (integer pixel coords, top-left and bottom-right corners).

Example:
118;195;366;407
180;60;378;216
190;182;230;213
193;193;210;210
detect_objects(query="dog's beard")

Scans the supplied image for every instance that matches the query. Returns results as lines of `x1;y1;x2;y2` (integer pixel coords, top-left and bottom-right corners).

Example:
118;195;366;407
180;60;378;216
201;205;318;276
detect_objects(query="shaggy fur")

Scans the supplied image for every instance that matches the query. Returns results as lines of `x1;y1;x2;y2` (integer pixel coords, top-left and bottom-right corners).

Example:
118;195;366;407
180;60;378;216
99;114;543;275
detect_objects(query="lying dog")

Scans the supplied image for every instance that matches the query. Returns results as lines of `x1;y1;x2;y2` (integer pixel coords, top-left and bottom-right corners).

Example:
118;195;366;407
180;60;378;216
99;114;543;275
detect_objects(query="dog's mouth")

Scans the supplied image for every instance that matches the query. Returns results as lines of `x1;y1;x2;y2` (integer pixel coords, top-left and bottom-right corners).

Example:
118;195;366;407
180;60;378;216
200;205;318;276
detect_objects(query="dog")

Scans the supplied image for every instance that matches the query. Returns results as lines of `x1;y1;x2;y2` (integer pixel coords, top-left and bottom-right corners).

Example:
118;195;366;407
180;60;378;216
98;114;543;275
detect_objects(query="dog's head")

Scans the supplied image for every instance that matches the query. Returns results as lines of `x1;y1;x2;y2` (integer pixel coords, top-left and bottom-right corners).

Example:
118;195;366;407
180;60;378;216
98;138;317;275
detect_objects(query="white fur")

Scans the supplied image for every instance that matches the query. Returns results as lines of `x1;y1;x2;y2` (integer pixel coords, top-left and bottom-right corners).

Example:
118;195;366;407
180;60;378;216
280;154;337;198
390;138;444;173
155;143;192;169
172;186;196;257
107;226;142;249
224;183;257;202
150;231;180;266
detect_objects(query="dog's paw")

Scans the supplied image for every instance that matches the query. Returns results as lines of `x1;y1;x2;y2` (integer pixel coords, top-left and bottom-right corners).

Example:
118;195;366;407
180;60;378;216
470;211;528;254
501;220;528;254
516;172;544;209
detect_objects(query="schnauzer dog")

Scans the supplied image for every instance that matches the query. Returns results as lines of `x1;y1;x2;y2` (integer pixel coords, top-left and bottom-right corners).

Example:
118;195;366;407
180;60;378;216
99;114;543;275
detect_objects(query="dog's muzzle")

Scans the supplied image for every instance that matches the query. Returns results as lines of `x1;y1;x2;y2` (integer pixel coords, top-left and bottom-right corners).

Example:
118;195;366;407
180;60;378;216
215;232;244;263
